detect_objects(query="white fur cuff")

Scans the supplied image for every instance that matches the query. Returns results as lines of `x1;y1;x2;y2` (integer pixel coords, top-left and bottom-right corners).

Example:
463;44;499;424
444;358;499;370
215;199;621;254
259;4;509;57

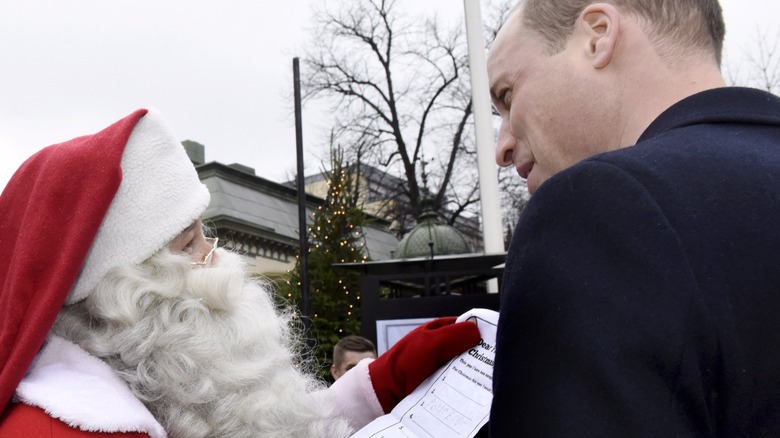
323;358;384;431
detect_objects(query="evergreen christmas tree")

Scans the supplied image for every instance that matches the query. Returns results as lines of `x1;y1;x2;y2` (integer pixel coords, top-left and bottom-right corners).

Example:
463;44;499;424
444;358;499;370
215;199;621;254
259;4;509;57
285;146;369;379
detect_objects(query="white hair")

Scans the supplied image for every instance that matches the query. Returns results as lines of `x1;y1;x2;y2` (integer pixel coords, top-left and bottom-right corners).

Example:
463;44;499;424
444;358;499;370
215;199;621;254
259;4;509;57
53;250;352;438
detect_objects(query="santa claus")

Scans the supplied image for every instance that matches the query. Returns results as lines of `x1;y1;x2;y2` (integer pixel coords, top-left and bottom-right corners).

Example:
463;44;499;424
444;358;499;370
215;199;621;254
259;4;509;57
0;109;479;437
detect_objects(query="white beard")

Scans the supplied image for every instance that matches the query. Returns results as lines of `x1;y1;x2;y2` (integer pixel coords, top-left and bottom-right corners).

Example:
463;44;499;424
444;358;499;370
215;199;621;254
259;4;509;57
53;250;351;438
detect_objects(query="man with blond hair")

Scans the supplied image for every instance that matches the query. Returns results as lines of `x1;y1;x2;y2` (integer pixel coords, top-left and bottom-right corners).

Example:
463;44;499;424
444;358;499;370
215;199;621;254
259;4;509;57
489;0;780;435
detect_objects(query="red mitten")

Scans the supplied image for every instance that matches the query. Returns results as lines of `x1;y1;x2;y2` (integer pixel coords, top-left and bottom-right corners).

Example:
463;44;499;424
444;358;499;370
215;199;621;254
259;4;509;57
368;317;480;413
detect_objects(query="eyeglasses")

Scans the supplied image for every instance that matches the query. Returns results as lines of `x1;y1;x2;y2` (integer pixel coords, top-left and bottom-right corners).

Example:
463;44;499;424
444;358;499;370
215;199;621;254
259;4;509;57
191;237;218;267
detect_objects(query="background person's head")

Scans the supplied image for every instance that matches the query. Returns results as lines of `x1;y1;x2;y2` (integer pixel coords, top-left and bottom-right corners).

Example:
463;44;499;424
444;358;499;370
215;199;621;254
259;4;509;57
489;0;727;194
331;335;377;381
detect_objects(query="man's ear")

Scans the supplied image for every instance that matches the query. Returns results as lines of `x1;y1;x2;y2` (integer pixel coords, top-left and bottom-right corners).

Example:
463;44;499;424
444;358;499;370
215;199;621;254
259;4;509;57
577;3;621;69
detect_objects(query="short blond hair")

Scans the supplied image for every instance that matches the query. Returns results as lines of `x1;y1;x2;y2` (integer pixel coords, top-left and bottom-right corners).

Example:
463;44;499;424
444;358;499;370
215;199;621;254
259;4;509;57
517;0;725;65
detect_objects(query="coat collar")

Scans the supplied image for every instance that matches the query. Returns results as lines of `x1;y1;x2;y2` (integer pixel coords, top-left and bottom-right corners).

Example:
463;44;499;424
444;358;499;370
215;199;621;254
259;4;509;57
14;335;166;438
638;87;780;144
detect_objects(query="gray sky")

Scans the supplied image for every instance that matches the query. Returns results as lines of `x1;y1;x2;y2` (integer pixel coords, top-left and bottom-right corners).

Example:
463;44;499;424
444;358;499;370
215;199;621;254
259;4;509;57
1;0;777;190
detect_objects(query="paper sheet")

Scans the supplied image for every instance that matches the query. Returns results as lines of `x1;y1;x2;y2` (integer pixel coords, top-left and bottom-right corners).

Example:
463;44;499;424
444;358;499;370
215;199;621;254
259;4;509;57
353;308;498;438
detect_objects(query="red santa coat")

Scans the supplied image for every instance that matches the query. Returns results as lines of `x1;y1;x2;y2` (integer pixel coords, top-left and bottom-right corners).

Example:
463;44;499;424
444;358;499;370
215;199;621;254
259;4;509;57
0;404;148;438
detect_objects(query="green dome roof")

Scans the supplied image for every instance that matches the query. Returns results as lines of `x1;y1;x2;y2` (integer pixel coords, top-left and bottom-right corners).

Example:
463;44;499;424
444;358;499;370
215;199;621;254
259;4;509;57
393;205;471;259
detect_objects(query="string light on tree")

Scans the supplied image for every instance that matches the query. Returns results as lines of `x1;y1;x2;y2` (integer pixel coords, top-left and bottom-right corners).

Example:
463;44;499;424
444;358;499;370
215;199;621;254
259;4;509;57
281;145;371;380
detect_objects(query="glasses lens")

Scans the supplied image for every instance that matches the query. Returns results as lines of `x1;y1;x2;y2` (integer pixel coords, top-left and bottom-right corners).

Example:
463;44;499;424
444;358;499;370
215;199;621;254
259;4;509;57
192;237;218;266
204;238;218;263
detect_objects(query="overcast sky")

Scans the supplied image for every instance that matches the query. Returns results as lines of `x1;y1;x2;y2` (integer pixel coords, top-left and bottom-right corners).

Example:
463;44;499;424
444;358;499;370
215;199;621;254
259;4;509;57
1;0;778;191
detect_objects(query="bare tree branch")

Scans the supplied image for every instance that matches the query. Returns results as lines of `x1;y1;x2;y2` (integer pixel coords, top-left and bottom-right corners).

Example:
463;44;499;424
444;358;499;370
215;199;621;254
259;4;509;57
724;25;780;95
304;0;522;238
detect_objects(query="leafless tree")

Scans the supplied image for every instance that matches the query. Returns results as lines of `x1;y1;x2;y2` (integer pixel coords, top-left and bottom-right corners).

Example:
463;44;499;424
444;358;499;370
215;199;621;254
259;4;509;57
745;28;780;95
724;26;780;95
303;0;520;236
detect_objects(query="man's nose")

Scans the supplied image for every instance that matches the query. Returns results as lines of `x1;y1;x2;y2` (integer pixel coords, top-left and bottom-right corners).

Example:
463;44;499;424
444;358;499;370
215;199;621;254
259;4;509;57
495;120;516;167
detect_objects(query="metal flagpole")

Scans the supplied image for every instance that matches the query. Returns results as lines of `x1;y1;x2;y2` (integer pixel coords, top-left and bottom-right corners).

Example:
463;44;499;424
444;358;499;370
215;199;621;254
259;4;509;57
293;57;312;324
464;0;504;292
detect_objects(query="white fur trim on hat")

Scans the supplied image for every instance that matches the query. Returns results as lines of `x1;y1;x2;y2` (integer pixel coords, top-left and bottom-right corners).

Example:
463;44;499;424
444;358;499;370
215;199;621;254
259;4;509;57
66;109;210;304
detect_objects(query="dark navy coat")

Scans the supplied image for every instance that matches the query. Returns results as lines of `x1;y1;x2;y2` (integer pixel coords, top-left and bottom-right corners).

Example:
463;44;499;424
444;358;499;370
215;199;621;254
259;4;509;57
491;87;780;437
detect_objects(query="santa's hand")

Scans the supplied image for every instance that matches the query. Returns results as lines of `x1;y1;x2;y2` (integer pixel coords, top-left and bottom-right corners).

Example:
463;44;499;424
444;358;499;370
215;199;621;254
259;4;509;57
368;317;480;413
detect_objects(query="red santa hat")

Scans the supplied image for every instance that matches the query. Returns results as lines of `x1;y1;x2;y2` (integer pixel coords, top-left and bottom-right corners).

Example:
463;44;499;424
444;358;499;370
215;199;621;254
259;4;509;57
0;108;210;412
